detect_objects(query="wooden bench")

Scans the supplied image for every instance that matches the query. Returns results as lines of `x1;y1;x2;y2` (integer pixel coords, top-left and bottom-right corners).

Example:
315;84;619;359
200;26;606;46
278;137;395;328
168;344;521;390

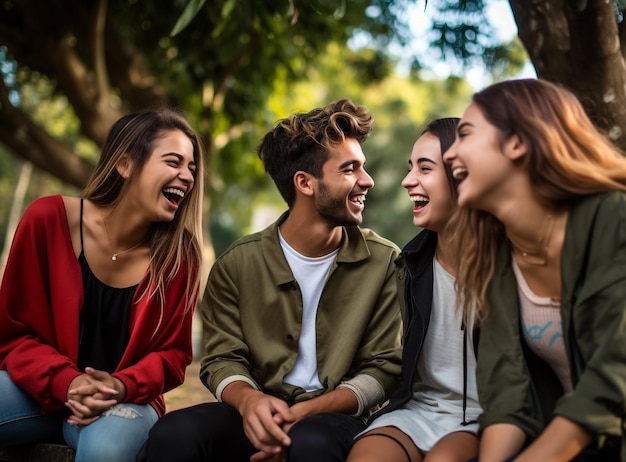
0;443;75;462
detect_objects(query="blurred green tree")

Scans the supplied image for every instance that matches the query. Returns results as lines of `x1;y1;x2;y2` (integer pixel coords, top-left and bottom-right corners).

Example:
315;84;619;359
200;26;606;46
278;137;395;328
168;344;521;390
0;0;419;257
0;0;531;253
0;0;415;185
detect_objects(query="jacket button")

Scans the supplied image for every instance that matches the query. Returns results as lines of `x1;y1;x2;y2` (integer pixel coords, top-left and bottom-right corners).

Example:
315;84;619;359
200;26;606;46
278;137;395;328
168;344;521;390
286;334;294;342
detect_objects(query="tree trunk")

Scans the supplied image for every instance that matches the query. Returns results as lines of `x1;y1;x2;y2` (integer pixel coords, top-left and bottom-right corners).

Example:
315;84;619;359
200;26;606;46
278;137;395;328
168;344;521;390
0;161;33;280
510;0;626;150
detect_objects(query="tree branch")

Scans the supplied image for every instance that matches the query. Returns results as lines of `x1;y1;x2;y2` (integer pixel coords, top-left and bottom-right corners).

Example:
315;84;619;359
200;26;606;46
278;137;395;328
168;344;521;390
509;0;570;81
92;0;112;112
510;0;626;148
0;78;94;187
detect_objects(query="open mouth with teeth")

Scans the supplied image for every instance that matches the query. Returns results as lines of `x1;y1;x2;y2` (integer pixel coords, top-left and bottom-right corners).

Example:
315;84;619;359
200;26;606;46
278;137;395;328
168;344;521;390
452;167;468;181
163;187;185;206
410;195;429;211
349;194;366;207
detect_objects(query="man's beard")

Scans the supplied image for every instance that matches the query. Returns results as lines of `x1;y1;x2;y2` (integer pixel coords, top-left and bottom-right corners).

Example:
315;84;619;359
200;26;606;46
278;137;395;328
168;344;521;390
316;180;362;227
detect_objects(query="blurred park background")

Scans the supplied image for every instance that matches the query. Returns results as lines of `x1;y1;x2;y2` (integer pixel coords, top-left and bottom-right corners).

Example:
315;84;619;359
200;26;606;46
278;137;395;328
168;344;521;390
2;0;625;283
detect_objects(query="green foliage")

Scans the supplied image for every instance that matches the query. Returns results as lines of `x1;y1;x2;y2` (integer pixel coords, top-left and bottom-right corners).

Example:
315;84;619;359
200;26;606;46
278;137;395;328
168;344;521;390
0;153;79;252
0;0;525;253
421;0;529;82
429;0;497;69
15;72;99;161
108;0;415;127
170;0;206;37
487;38;528;81
347;49;397;85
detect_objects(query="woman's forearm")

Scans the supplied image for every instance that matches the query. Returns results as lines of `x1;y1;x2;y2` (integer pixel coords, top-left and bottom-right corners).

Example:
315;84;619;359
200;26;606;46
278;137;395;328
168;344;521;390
479;423;526;462
514;416;592;462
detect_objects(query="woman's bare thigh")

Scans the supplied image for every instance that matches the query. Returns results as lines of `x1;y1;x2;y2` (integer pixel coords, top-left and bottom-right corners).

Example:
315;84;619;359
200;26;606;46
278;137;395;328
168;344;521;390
346;426;423;462
424;431;479;462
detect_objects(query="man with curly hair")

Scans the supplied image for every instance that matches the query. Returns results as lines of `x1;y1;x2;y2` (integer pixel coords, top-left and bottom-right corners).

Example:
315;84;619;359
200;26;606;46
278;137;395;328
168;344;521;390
139;100;402;462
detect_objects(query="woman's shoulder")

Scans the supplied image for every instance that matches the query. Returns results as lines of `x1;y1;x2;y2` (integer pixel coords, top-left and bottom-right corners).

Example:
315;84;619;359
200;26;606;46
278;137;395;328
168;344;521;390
576;190;626;207
18;195;83;238
566;191;626;257
21;195;68;221
570;191;626;224
60;195;81;225
401;228;437;255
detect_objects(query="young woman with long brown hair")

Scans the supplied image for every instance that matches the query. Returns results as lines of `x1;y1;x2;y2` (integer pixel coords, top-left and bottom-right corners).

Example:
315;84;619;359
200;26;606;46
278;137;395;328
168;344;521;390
0;108;204;462
444;78;626;461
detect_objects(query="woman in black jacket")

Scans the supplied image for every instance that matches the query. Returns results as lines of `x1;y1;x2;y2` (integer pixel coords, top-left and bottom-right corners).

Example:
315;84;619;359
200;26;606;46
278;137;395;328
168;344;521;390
347;117;481;462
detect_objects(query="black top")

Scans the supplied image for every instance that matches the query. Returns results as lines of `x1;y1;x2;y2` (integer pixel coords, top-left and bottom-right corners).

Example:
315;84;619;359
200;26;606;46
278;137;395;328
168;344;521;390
76;200;137;372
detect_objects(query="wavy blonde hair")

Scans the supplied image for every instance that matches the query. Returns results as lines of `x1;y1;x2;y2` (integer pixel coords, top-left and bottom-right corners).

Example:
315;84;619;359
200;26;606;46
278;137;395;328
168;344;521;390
450;79;626;324
83;108;204;321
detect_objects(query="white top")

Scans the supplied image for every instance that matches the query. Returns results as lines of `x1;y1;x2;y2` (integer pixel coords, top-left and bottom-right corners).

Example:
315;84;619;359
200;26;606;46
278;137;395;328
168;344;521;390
413;257;480;415
512;257;573;394
279;230;338;392
362;257;481;452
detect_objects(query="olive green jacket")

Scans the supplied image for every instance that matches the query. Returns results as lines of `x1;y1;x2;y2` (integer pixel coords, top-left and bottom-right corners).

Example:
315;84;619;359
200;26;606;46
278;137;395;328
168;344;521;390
199;212;402;413
477;192;626;457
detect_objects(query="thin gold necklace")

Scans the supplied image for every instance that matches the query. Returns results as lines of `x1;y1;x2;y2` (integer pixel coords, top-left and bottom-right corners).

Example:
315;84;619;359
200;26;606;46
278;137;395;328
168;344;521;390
101;210;146;261
506;212;555;266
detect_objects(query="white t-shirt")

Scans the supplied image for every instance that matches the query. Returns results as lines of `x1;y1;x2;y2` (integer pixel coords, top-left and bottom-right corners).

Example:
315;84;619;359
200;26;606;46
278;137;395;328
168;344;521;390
361;257;481;451
279;230;338;392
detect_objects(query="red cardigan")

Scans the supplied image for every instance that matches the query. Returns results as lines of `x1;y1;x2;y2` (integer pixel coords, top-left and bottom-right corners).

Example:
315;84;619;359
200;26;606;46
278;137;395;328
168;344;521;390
0;195;197;416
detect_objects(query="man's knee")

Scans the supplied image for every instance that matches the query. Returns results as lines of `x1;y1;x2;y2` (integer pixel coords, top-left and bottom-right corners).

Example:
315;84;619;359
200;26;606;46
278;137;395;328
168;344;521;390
288;414;335;447
138;404;215;461
287;413;363;462
138;403;251;462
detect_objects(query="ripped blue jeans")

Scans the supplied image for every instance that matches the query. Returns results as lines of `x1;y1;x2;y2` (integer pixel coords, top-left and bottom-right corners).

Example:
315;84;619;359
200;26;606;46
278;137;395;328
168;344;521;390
0;370;158;462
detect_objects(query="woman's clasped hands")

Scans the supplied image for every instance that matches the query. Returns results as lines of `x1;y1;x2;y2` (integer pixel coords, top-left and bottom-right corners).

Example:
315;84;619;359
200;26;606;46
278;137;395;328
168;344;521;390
65;366;127;427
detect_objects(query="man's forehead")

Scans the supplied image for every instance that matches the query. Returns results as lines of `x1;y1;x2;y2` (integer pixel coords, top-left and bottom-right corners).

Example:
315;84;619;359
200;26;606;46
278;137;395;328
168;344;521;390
324;138;366;164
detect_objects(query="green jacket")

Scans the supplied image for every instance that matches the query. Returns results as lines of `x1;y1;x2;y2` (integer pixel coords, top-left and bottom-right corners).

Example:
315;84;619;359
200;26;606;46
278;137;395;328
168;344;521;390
477;192;626;457
200;212;402;412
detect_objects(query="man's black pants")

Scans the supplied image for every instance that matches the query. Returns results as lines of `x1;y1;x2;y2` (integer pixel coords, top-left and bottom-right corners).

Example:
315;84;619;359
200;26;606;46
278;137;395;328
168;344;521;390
136;402;366;462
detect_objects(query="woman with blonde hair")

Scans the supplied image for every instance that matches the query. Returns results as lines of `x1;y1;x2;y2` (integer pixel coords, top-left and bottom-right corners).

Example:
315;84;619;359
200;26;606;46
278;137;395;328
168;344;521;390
0;108;204;462
444;78;626;461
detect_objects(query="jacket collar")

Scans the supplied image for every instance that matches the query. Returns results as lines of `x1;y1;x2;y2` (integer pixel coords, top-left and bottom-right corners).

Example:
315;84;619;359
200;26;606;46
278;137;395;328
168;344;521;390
260;211;372;286
397;228;437;278
560;194;603;302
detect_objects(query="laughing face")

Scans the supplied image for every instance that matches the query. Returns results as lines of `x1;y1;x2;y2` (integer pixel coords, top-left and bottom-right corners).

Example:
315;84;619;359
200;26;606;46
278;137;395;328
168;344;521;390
123;129;196;223
443;103;518;212
401;132;454;233
314;138;374;226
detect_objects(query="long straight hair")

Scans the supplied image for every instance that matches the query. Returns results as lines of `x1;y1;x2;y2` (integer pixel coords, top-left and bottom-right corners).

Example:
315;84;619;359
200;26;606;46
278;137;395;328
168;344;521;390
82;108;204;318
450;79;626;323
